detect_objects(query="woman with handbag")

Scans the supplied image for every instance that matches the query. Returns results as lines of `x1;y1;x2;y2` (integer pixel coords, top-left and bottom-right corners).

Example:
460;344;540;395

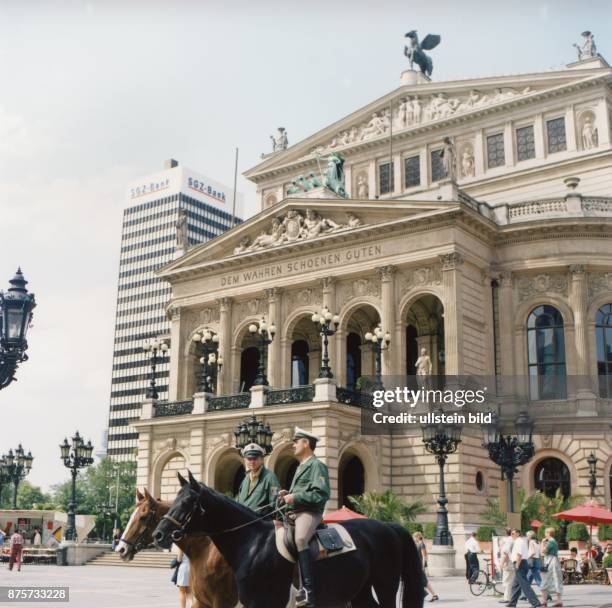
413;531;439;602
171;548;191;608
540;528;563;608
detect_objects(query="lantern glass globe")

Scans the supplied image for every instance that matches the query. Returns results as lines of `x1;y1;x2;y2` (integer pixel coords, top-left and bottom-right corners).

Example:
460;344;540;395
364;332;373;341
192;333;201;342
332;314;340;324
248;324;257;334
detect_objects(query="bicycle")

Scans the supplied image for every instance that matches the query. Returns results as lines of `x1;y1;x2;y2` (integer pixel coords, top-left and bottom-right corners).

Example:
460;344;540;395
469;559;504;597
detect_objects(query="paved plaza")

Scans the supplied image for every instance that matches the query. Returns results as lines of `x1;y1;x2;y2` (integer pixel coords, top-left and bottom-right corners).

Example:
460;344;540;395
0;565;610;608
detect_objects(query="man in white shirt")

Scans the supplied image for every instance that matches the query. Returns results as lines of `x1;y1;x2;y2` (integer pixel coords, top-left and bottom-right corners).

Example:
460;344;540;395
464;532;481;583
500;529;515;603
506;529;541;607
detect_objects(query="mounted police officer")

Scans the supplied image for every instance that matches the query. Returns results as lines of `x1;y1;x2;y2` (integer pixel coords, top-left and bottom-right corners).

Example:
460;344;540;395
236;443;280;517
279;427;330;608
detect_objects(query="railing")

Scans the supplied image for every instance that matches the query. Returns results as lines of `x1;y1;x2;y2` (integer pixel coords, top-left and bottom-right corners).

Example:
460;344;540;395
508;198;567;220
153;400;194;417
208;393;251;411
336;387;374;409
266;385;315;406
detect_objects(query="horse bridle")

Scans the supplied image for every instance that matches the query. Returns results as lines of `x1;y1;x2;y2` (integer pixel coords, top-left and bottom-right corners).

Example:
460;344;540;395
161;491;206;542
121;506;159;553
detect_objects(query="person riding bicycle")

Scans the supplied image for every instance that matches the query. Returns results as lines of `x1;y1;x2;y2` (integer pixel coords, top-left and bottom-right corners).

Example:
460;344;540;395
237;442;280;517
278;427;330;608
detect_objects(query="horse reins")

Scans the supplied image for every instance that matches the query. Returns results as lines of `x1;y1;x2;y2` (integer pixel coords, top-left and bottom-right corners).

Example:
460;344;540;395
120;507;159;552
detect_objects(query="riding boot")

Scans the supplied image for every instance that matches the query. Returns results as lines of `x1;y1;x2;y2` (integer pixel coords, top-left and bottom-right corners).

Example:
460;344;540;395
296;549;316;608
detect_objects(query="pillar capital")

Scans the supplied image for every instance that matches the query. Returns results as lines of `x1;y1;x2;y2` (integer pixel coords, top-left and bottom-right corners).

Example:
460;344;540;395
264;287;282;302
569;264;586;276
320;277;336;290
216;296;233;311
376;265;397;281
439;252;464;271
167;304;181;320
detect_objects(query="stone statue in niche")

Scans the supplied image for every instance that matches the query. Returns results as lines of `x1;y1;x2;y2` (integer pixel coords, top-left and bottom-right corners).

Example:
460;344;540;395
357;174;369;198
176;208;188;250
270;127;288;152
415;347;433;388
581;116;598;149
440;137;457;181
461;147;475;178
574;31;597;60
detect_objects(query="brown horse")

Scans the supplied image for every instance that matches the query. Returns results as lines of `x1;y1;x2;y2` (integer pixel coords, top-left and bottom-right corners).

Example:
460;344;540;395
116;488;238;608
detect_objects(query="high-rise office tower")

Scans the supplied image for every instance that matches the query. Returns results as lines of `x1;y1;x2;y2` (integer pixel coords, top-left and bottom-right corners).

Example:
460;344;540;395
106;160;242;460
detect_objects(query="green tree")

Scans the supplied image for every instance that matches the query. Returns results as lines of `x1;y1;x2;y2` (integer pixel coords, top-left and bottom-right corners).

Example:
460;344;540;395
16;481;53;509
348;490;426;528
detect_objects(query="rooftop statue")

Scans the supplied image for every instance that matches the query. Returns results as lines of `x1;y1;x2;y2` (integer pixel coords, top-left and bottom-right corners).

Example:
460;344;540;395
318;152;346;197
573;31;597;60
404;30;441;77
270;127;288;152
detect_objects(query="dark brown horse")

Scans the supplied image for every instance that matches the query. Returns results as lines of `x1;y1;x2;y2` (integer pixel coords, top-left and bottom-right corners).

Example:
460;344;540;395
116;488;237;608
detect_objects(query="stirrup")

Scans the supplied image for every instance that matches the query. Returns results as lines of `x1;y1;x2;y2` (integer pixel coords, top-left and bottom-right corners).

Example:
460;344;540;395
295;589;315;608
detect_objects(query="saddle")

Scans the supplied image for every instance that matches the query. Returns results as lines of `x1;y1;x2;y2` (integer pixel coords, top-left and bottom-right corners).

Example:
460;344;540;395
275;519;356;564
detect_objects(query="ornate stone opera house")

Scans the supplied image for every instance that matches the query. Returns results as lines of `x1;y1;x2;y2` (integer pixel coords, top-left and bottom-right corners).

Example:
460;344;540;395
134;48;612;542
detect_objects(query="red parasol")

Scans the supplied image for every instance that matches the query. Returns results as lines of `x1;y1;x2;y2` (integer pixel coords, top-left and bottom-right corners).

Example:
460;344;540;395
553;501;612;526
323;506;368;524
530;519;543;529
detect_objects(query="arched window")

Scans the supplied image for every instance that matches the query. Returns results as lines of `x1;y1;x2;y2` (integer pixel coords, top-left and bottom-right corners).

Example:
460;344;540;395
346;333;362;390
240;347;259;392
291;340;309;386
596;304;612;398
527;305;566;400
534;457;571;498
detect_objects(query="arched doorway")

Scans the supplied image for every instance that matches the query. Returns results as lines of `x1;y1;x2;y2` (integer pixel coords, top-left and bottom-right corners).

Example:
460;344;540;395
346;333;362;390
240;346;259;392
343;305;381;383
159;453;188;502
534;457;571;498
339;454;365;508
291;340;310;386
274;448;299;490
403;295;444;380
214;451;245;497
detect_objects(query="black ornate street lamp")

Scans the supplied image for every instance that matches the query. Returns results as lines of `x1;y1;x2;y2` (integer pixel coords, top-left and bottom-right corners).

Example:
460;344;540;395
365;325;391;389
482;410;535;513
234;414;274;454
2;444;34;509
97;502;114;542
312;306;340;378
248;317;276;387
143;338;168;399
421;410;462;546
192;328;223;393
587;452;597;498
0;269;36;390
0;455;11;505
60;432;94;541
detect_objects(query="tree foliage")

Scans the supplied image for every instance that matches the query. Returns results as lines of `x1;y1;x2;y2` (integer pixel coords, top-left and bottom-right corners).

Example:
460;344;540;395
348;490;426;528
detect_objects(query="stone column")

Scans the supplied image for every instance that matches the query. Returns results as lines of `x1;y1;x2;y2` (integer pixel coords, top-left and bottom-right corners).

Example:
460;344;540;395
280;337;291;388
265;288;282;388
136;426;153;491
168;306;182;401
439;253;464;376
504;121;515;168
189;426;205;481
378;266;397;375
321;277;339;378
565;106;577;152
534;114;545;159
217;297;233;394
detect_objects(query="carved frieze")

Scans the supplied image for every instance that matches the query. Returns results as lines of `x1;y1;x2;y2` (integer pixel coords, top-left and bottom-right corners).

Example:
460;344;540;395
588;272;612;300
183;307;220;334
337;277;381;306
205;433;232;456
235;298;266;320
285;287;323;309
515;273;568;302
398;265;443;294
233;209;364;255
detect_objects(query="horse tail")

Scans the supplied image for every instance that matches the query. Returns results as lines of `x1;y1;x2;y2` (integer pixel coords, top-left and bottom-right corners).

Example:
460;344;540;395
388;523;425;608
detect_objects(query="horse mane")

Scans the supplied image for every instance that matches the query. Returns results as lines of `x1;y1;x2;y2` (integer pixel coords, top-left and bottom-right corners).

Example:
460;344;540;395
200;484;262;522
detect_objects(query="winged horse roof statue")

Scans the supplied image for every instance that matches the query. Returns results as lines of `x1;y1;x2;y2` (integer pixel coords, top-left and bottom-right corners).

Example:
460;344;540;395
404;30;441;78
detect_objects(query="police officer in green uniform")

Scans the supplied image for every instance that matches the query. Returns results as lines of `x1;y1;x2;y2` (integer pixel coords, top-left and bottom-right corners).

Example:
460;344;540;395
236;443;280;517
279;427;330;608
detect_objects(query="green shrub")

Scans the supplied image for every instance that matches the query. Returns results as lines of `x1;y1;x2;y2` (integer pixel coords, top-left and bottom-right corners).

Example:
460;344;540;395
423;522;437;539
404;522;423;534
476;526;496;542
603;553;612;569
598;524;612;541
566;523;590;542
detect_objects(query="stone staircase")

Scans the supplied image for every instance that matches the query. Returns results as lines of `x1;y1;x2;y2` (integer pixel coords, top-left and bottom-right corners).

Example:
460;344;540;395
87;549;172;568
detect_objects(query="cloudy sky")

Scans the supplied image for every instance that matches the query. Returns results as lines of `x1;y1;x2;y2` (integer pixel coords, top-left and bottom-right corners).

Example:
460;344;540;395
1;0;610;491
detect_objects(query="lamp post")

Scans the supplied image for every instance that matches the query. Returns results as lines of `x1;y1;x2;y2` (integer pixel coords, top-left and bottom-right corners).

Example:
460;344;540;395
481;410;535;513
421;410;462;545
0;269;36;390
234;414;274;454
365;325;391;389
0;455;11;505
60;432;94;541
587;452;597;499
192;328;223;393
97;502;114;542
311;306;340;378
143;338;168;399
2;444;34;509
249;317;276;387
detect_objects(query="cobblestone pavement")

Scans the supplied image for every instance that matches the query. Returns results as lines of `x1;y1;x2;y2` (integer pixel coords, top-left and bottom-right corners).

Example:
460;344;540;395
0;566;610;608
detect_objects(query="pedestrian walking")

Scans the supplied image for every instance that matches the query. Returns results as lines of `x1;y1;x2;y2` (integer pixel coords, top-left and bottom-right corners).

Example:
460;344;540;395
33;528;42;547
500;529;515;603
111;528;121;551
540;527;563;607
526;531;542;586
8;530;24;572
174;547;191;608
464;531;481;583
413;531;439;601
506;528;541;608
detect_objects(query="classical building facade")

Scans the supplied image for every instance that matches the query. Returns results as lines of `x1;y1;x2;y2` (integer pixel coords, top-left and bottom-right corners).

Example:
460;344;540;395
133;48;612;552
